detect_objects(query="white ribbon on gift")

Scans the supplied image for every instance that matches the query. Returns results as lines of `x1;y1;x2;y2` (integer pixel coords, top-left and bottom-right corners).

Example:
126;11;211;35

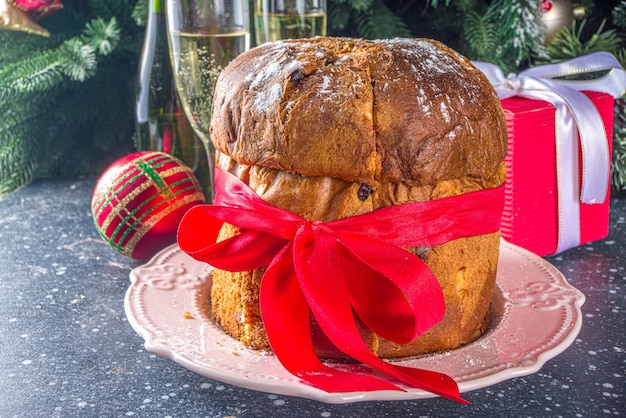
472;52;626;254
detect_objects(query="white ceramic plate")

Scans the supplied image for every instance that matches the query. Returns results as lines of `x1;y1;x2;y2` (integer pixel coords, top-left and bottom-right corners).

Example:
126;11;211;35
125;240;585;404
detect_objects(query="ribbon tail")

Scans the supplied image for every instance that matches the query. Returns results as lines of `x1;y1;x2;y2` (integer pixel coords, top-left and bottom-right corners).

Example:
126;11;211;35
390;365;470;404
260;243;399;393
335;231;444;342
293;223;468;403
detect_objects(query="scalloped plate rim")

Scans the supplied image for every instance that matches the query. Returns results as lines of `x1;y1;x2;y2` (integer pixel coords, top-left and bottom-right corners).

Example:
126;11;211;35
124;239;585;404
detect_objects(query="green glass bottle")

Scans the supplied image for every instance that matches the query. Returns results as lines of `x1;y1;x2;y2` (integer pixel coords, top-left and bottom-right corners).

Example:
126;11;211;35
135;0;210;199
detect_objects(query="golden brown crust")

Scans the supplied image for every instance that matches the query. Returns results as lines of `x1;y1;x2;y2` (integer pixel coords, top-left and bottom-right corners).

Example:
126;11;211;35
211;223;269;349
211;37;507;185
208;37;508;358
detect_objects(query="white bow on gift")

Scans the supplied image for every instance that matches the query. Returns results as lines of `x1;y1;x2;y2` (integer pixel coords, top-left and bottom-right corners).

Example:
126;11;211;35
472;52;626;254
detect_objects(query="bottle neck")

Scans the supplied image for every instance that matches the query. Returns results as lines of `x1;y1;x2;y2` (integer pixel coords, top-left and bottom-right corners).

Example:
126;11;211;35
151;0;163;14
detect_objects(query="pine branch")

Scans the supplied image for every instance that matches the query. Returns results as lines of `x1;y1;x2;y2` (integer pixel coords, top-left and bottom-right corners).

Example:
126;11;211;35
0;118;40;199
82;17;121;55
0;1;142;198
612;1;626;29
540;19;621;63
0;17;121;100
132;0;148;26
328;2;353;32
462;10;499;61
0;50;64;100
354;0;411;39
492;0;547;69
86;0;132;21
58;39;98;81
449;0;481;13
348;0;375;12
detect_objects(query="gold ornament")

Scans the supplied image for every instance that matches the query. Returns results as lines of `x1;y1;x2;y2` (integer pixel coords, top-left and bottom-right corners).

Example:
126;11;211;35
0;0;49;37
540;0;574;44
573;4;587;20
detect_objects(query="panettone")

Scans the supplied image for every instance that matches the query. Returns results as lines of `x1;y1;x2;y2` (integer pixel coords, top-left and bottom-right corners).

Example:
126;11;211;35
207;37;507;358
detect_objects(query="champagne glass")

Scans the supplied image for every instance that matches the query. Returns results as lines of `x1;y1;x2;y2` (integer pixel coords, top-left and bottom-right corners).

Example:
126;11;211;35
255;0;326;45
166;0;250;201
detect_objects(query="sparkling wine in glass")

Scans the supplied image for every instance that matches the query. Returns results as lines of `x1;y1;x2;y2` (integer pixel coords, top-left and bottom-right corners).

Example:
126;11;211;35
255;0;326;45
166;0;250;201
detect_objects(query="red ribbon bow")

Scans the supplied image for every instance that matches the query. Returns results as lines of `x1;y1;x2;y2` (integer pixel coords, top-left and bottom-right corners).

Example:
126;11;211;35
178;167;505;403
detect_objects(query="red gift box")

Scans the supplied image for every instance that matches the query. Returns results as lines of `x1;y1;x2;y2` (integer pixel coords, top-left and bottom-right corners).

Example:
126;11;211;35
500;91;615;256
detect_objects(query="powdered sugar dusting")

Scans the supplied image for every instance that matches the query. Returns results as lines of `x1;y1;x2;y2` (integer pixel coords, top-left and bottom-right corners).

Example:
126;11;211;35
248;50;304;113
250;61;283;89
440;101;450;123
244;38;478;120
319;75;331;93
415;40;450;75
417;88;430;114
378;38;466;82
284;59;304;72
254;83;285;113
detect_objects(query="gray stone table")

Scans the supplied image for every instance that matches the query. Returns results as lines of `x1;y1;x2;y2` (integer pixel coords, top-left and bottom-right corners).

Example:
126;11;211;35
0;178;624;417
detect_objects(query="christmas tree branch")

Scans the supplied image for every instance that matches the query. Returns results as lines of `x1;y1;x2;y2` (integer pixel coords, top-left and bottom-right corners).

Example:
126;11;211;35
0;0;138;199
354;0;411;39
0;17;120;101
0;50;64;99
542;19;621;63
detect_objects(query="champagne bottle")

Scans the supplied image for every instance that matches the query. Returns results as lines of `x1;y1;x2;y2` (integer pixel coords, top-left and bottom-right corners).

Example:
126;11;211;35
135;0;209;199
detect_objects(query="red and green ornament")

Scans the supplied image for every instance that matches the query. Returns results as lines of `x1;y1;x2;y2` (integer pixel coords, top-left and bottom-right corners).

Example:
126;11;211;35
91;151;206;260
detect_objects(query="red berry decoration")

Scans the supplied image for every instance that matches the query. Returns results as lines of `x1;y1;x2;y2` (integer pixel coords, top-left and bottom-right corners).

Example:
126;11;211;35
91;151;206;260
539;0;553;13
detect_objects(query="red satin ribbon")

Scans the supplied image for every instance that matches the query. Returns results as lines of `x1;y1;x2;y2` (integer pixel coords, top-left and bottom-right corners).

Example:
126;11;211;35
178;167;505;403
